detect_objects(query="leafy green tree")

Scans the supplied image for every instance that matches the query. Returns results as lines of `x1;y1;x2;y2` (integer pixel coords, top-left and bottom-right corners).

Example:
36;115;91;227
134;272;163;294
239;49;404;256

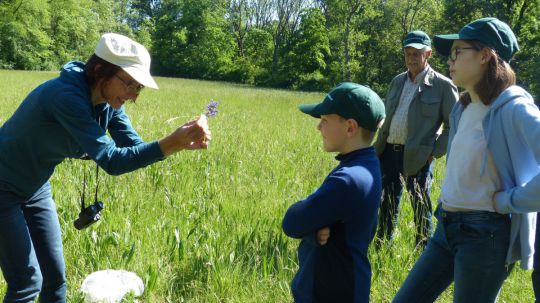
179;0;236;79
318;0;381;88
231;28;273;84
280;8;330;90
152;0;235;79
504;0;539;98
151;0;187;76
49;0;123;65
0;0;536;97
229;0;251;58
0;0;52;69
270;0;307;72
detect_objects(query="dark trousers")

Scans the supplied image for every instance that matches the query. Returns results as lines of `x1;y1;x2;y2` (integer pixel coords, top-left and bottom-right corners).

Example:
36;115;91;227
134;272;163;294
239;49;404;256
533;212;540;302
377;143;434;246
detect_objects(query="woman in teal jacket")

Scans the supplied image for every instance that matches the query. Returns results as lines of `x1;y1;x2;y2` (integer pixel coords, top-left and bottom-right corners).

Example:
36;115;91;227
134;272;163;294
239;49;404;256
393;18;540;302
0;33;210;302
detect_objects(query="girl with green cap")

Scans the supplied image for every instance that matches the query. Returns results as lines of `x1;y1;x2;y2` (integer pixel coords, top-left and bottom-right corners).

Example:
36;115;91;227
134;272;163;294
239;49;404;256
393;17;540;302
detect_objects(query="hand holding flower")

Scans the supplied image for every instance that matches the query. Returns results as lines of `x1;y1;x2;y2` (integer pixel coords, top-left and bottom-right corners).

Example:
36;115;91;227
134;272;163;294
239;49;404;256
159;115;211;156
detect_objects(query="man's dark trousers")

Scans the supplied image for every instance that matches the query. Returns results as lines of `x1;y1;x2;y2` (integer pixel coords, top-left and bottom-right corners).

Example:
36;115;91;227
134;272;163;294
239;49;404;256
377;143;433;246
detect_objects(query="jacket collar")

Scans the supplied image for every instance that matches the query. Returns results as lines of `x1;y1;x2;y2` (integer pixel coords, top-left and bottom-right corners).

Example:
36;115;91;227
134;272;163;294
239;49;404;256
400;65;434;88
422;66;435;87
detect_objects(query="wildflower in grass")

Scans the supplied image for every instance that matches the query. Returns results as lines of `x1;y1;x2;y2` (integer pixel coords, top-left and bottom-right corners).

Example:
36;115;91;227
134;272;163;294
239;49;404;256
205;100;219;117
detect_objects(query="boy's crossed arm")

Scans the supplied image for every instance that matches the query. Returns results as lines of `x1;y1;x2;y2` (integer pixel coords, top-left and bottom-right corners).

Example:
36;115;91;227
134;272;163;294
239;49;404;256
282;174;356;244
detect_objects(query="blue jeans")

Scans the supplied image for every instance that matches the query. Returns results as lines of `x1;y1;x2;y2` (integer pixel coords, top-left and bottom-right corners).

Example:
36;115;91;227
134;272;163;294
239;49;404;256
533;212;540;302
377;144;434;246
393;205;512;303
0;182;66;303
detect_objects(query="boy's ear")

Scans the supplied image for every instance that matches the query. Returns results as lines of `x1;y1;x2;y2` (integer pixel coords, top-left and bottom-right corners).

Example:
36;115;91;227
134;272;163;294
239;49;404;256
346;118;359;136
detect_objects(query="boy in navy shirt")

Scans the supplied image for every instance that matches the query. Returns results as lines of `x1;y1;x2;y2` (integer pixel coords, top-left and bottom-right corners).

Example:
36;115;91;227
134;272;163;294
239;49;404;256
282;82;385;303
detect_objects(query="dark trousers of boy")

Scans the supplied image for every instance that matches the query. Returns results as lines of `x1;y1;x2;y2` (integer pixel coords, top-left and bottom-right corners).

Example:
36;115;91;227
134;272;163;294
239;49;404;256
533;213;540;302
377;143;433;246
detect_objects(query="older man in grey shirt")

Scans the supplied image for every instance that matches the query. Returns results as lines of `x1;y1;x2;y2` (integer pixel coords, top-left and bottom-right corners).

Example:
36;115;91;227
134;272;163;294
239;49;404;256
374;31;458;247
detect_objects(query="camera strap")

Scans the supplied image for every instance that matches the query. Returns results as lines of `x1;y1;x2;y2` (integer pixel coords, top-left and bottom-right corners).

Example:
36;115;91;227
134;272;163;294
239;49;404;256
94;164;100;204
80;114;102;212
80;164;100;211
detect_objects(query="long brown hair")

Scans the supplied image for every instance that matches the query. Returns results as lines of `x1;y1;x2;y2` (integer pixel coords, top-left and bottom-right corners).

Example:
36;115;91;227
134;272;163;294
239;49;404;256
459;41;516;107
84;54;121;89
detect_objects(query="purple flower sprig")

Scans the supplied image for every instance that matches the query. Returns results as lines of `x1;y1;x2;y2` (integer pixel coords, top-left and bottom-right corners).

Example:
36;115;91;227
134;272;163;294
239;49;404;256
205;100;219;118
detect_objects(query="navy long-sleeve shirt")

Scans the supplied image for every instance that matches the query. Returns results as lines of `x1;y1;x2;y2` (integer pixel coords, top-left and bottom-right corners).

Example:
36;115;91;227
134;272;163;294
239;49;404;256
0;61;164;198
282;147;382;303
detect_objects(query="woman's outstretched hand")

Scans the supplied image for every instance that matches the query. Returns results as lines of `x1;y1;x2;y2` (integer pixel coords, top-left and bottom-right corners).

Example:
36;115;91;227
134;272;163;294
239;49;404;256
159;115;212;156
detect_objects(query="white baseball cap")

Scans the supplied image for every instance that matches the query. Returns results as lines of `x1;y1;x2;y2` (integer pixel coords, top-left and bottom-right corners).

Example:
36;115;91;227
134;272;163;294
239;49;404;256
94;33;159;89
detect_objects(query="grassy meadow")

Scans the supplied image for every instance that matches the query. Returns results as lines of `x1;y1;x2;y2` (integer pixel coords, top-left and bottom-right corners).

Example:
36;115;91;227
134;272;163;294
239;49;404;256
0;69;534;302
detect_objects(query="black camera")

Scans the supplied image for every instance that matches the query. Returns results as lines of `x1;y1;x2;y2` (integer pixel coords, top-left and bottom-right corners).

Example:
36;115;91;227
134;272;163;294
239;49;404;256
74;201;104;230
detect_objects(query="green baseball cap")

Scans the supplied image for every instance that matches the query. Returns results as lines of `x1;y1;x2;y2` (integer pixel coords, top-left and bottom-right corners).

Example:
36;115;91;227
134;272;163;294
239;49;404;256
403;31;431;49
434;17;519;62
299;82;386;132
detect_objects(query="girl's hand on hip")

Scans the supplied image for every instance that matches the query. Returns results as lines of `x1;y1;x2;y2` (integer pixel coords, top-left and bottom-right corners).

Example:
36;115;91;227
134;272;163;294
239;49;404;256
317;227;330;246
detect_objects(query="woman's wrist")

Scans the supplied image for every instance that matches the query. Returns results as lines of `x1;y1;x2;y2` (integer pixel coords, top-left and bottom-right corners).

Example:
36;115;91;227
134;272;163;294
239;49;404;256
158;135;182;157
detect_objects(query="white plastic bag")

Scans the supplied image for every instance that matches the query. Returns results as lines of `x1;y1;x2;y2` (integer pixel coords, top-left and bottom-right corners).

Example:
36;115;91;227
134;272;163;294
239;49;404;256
81;269;144;303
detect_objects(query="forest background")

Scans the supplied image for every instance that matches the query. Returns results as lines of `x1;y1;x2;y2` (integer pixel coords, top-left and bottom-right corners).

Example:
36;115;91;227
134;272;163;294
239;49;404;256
0;0;538;98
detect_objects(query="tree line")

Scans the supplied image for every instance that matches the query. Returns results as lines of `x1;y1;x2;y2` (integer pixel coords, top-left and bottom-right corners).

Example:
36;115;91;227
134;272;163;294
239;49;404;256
0;0;537;98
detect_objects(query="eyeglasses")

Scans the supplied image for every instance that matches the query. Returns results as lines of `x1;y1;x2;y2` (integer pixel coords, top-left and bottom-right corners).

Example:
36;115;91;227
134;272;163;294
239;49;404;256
449;47;477;62
114;74;144;94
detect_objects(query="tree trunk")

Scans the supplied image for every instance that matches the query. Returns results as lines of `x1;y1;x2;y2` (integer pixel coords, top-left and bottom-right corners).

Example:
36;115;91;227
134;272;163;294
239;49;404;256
344;20;351;81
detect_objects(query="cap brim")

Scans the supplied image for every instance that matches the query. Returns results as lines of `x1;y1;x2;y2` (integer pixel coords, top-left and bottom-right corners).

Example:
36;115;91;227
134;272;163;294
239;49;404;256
298;104;321;118
298;102;333;118
433;34;461;57
122;66;159;89
404;43;429;49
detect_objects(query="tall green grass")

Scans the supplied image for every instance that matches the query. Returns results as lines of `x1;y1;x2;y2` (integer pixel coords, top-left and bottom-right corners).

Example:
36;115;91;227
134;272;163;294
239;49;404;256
0;70;533;302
